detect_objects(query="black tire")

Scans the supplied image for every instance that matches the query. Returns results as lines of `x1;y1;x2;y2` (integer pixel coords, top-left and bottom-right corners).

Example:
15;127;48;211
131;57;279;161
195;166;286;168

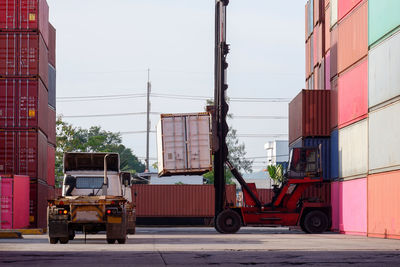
49;237;58;244
69;235;75;241
117;239;126;244
69;230;75;240
215;209;242;234
303;210;329;234
107;239;116;244
59;237;69;244
300;221;310;234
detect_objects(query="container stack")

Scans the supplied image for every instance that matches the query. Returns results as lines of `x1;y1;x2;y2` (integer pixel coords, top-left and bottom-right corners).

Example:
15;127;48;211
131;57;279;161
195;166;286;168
0;0;56;229
301;0;400;239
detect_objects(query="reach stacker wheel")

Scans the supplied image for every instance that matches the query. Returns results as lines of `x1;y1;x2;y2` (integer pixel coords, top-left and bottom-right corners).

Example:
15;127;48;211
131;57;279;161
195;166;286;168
107;239;116;244
117;239;126;244
49;237;58;244
59;237;69;244
215;209;242;234
303;210;329;234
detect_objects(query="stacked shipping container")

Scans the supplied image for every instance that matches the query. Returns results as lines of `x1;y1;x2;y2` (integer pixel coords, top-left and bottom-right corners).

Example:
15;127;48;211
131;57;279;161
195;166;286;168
0;0;55;229
301;0;400;239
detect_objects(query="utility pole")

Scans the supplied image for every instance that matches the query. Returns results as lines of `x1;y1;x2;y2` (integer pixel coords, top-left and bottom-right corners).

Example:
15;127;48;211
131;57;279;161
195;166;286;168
146;69;151;172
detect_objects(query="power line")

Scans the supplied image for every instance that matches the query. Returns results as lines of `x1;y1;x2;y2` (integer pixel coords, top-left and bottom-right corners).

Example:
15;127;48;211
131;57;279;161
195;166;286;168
61;112;160;118
120;130;156;135
231;115;287;119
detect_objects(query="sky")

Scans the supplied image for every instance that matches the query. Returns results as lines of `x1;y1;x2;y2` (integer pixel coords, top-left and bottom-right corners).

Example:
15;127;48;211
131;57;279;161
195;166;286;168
48;0;307;172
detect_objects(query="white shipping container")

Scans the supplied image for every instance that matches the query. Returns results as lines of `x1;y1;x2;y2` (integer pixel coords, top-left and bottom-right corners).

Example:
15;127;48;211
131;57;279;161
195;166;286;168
369;100;400;174
157;113;212;177
339;119;368;179
369;29;400;109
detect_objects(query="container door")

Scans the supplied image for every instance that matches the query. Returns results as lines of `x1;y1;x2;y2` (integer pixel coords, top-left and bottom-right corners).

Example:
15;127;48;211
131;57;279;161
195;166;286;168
0;177;13;229
13;175;30;229
186;115;211;170
162;116;186;171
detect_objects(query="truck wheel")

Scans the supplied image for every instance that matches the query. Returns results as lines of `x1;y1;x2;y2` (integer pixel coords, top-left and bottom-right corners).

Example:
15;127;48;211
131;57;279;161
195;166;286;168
107;239;116;244
59;237;69;244
49;237;58;244
300;222;310;234
303;210;329;234
215;209;242;234
117;239;126;244
69;230;75;240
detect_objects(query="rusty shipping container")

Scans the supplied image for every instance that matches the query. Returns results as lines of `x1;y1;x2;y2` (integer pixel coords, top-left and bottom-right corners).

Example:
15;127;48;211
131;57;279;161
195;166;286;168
0;78;48;134
0;129;47;181
48;22;55;67
337;0;367;74
368;170;400;239
289;89;331;144
131;185;236;217
0;0;49;46
0;33;48;87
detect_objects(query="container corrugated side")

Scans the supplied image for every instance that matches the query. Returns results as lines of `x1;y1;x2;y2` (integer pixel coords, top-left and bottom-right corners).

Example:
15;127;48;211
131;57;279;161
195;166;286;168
48;22;56;68
330;77;338;129
330;25;338;79
368;29;400;109
368;0;400;46
47;143;55;186
47;106;56;145
302;182;331;204
48;64;56;109
325;51;331;89
330;129;339;179
0;177;13;229
338;57;368;128
368;170;400;239
306;39;311;79
289;90;330;144
331;178;367;235
337;0;367;74
0;78;48;134
330;0;338;27
369;100;400;174
13;175;29;229
325;5;331;53
338;119;368;179
337;0;363;22
309;0;314;35
131;185;236;217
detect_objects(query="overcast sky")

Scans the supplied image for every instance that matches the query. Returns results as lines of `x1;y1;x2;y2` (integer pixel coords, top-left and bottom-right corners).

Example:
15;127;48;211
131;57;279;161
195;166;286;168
48;0;307;172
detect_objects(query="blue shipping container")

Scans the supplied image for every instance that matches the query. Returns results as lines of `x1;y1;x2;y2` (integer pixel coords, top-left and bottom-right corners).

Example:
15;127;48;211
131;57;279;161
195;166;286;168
289;137;331;180
330;129;339;179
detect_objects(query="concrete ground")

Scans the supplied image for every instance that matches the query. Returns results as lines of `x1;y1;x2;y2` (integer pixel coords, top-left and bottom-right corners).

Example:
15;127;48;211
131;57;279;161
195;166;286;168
1;227;400;266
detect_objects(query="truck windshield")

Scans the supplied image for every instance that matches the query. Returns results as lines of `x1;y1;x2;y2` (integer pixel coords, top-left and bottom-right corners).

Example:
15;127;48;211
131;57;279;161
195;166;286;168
75;177;104;189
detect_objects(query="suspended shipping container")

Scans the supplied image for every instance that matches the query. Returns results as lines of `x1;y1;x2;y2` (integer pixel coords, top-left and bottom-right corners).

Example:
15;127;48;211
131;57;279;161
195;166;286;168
338;119;368;179
369;100;400;174
331;178;367;235
0;33;48;87
0;78;48;134
289;89;330;144
48;22;56;67
337;0;363;22
338;57;368;128
0;129;47;181
368;170;400;239
368;29;400;109
157;113;212;177
0;0;49;46
131;184;236;217
368;0;400;46
337;0;367;74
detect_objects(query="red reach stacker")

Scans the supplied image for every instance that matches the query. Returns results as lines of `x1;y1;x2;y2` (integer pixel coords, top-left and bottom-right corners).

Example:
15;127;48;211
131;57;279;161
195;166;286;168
212;0;331;234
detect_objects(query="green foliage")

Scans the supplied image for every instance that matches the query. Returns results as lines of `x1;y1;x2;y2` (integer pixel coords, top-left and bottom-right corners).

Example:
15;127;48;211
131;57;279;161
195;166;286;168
267;164;284;185
55;116;145;187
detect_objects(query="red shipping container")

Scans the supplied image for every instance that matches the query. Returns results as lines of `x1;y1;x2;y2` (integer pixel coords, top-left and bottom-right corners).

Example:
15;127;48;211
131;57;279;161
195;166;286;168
29;179;36;227
338;0;363;22
337;0;367;74
13;175;30;229
289;89;331;144
257;189;273;204
47;184;55;200
0;78;48;134
0;129;47;181
338;57;368;129
331;77;338;129
55;187;61;198
47;105;56;145
330;25;338;79
302;182;331;204
47;143;55;186
29;179;48;228
48;22;55;67
0;177;13;229
0;33;48;87
0;0;49;46
131;185;236;217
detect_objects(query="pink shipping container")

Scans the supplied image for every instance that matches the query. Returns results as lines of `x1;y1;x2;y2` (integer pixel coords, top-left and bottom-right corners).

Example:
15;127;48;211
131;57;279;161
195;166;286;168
0;177;13;229
289;89;331;144
314;0;324;26
330;25;338;79
325;51;331;90
314;65;319;89
337;0;367;74
0;0;49;46
0;129;47;181
0;78;48;134
48;22;55;67
47;106;56;145
338;57;368;129
47;143;55;186
131;184;236;217
337;0;363;22
13;175;29;229
325;5;331;53
0;33;48;87
331;178;367;235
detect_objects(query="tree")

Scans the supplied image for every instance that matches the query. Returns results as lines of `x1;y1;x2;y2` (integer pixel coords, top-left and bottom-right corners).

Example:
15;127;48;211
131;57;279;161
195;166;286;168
55;116;145;187
267;164;284;186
